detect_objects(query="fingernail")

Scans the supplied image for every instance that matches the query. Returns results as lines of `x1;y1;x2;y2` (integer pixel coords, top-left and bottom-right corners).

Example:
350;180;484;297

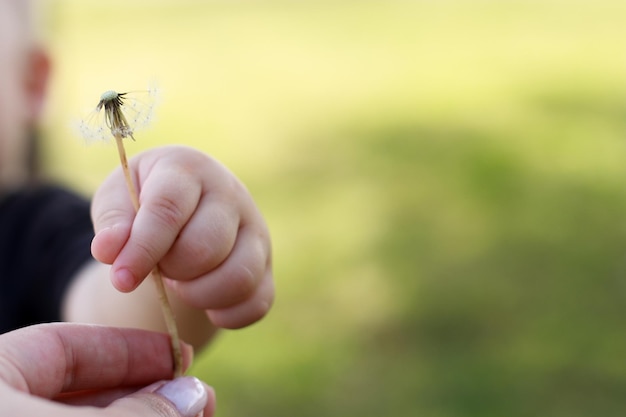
113;268;137;292
155;376;208;417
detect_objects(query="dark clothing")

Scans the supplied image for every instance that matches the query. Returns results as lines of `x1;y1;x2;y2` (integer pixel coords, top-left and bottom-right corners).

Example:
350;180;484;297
0;186;94;333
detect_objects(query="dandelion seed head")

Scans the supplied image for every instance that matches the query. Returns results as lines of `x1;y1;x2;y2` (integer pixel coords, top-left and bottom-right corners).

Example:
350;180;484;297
100;90;119;102
75;87;159;143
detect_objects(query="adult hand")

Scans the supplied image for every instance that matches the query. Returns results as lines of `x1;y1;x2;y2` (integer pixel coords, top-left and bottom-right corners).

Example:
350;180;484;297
0;323;215;416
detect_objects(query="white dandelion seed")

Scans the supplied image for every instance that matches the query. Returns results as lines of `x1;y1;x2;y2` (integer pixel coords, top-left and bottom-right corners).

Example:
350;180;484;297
76;86;159;143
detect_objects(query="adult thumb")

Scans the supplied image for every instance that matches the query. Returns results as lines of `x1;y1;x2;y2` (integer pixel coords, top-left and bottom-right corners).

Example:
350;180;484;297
107;376;216;417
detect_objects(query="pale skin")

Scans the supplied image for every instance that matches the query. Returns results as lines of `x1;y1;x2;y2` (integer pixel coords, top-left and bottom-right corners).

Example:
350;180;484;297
0;323;216;416
0;0;274;414
64;145;274;347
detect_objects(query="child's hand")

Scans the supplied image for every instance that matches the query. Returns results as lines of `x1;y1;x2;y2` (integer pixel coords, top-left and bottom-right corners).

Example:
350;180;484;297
90;145;273;329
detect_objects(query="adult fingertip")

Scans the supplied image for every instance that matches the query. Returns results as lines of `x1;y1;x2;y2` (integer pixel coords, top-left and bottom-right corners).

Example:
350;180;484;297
204;383;217;416
155;376;209;417
113;376;215;417
181;341;194;372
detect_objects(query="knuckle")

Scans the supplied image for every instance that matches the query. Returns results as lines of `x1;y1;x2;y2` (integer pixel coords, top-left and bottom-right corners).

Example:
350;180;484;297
162;237;225;280
185;233;226;268
94;207;130;229
149;195;186;231
249;298;272;323
229;264;258;300
223;242;268;303
132;236;161;266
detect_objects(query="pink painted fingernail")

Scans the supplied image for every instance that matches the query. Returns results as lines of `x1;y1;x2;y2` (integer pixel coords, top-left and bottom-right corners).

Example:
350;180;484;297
155;376;208;417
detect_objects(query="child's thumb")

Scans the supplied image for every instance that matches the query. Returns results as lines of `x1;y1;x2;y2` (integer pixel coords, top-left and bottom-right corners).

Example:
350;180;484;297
107;377;215;417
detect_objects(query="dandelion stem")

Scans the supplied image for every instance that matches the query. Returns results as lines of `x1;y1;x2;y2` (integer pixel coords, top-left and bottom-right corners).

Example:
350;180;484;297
114;134;184;378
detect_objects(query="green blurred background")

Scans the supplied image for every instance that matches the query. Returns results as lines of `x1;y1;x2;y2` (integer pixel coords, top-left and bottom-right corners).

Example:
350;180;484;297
41;1;626;416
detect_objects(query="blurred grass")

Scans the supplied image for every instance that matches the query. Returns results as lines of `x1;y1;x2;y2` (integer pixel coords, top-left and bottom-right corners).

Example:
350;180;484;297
42;0;626;416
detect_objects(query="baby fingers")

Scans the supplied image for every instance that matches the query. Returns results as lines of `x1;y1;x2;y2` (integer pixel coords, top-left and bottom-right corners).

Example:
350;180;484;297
207;271;274;329
109;166;202;291
172;224;273;328
158;199;240;281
